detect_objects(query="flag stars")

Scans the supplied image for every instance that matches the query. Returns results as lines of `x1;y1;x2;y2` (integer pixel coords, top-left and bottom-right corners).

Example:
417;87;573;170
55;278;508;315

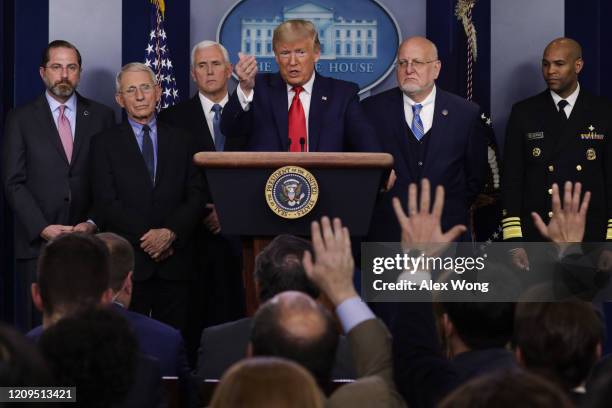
145;44;154;54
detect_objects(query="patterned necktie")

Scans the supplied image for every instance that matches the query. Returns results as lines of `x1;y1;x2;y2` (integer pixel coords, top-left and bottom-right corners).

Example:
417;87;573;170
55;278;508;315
557;99;569;120
288;86;307;152
212;104;225;151
411;104;425;141
142;125;155;183
57;105;73;163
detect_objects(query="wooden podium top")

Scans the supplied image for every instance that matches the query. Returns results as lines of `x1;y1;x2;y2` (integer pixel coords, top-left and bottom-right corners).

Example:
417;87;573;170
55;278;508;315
194;152;394;169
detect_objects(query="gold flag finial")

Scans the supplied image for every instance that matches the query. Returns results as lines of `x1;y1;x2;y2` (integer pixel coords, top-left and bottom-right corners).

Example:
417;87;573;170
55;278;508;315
150;0;165;18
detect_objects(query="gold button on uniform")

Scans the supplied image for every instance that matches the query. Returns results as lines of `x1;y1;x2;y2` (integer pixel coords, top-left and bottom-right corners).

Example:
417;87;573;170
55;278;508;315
548;211;553;218
576;165;582;171
548;165;554;172
548;188;553;195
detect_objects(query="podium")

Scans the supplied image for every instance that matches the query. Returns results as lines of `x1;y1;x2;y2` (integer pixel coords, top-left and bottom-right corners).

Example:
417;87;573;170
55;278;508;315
194;152;393;314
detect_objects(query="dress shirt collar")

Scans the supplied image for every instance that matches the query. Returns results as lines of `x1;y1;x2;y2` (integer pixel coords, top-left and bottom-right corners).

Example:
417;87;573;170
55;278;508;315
198;92;229;114
286;71;315;95
402;85;436;109
46;91;77;114
550;82;580;109
128;116;157;134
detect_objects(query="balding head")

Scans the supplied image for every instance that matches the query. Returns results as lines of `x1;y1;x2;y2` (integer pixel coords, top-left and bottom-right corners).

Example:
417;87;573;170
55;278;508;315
542;37;583;98
396;36;441;102
250;291;338;385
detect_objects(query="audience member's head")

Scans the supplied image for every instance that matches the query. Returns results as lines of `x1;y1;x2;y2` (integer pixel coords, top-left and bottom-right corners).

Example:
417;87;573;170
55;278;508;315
436;301;515;357
514;300;603;391
0;324;51;386
254;235;319;302
32;233;112;325
210;356;324;408
97;232;135;308
39;307;138;408
438;370;573;408
250;291;338;386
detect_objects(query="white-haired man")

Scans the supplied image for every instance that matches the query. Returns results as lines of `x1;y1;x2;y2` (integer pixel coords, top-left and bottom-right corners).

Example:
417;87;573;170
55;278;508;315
91;62;206;331
158;41;246;363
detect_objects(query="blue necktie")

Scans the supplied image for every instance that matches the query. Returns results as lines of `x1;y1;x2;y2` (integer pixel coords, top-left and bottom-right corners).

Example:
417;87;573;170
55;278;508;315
411;104;425;141
212;104;225;151
141;125;155;183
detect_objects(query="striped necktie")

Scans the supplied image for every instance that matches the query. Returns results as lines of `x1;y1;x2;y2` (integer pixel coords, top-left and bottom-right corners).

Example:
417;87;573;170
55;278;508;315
411;104;425;141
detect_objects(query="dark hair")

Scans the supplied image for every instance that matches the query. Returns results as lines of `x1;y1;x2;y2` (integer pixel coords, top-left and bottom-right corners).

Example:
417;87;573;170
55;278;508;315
39;308;138;408
441;302;515;349
97;233;135;292
255;235;319;302
251;294;338;386
0;324;51;387
41;40;82;67
439;370;573;408
37;233;110;315
514;301;603;390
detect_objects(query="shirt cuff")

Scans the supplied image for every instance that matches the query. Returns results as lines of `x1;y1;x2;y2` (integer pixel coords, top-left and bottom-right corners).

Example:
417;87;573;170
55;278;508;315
335;296;375;334
236;86;253;111
86;219;97;230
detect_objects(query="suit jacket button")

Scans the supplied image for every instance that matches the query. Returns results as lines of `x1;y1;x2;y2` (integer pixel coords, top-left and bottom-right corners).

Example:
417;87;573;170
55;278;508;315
576;165;582;171
418;161;423;166
548;188;552;195
548;165;554;172
548;211;553;218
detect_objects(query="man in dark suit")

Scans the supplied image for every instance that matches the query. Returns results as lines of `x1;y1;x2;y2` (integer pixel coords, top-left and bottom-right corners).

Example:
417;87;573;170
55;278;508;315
502;38;612;269
158;41;245;361
363;36;487;242
195;234;354;380
91;62;206;331
1;40;115;330
220;19;379;153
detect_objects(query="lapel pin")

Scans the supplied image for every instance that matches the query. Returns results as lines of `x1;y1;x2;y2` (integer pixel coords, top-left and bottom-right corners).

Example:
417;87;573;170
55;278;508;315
84;110;89;116
442;109;448;116
322;96;327;101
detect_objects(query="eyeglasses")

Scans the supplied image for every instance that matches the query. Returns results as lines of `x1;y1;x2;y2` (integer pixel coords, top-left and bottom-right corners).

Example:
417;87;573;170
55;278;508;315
277;50;308;60
45;64;80;74
120;83;155;96
396;59;438;70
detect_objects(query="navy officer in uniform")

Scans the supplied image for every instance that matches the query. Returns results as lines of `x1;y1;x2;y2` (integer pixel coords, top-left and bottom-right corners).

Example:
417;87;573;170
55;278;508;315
502;38;612;269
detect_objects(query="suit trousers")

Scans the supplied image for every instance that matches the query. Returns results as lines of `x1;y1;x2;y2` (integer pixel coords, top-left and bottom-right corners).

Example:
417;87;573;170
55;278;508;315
15;258;41;332
131;274;190;333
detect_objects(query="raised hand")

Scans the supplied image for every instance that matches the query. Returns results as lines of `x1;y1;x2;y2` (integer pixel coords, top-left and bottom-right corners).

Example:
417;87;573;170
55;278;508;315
235;52;257;96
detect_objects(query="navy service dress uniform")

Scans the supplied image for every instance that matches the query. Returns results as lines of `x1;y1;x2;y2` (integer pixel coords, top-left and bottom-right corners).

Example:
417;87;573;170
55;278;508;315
502;88;612;242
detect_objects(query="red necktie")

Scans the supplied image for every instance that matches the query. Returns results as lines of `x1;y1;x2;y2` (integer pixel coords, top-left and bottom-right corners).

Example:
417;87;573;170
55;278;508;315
288;86;307;152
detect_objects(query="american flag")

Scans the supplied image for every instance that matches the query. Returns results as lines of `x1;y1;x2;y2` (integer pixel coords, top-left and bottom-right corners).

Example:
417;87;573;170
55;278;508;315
144;0;179;111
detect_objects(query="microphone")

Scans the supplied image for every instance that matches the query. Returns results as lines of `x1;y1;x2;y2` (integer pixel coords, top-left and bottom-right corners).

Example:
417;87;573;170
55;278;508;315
287;138;292;152
299;137;305;152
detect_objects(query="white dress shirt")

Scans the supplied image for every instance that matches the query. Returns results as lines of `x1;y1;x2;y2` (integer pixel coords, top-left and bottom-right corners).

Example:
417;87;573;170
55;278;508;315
198;92;229;145
550;82;580;118
403;85;437;135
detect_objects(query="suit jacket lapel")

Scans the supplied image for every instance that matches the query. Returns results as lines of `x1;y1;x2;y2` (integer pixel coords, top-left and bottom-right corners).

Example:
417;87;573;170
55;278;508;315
308;73;327;152
155;123;170;187
270;74;289;151
121;122;154;188
423;89;451;175
391;88;417;178
34;95;69;165
189;94;215;151
72;94;90;165
551;90;587;158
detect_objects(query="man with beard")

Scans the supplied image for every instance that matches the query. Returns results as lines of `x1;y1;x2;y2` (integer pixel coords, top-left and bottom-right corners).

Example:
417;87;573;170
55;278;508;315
1;40;115;330
363;36;487;243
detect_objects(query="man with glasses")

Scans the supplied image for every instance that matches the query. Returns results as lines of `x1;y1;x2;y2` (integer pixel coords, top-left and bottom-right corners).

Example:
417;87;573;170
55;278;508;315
1;40;115;331
363;36;487;242
90;62;206;331
221;19;379;152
